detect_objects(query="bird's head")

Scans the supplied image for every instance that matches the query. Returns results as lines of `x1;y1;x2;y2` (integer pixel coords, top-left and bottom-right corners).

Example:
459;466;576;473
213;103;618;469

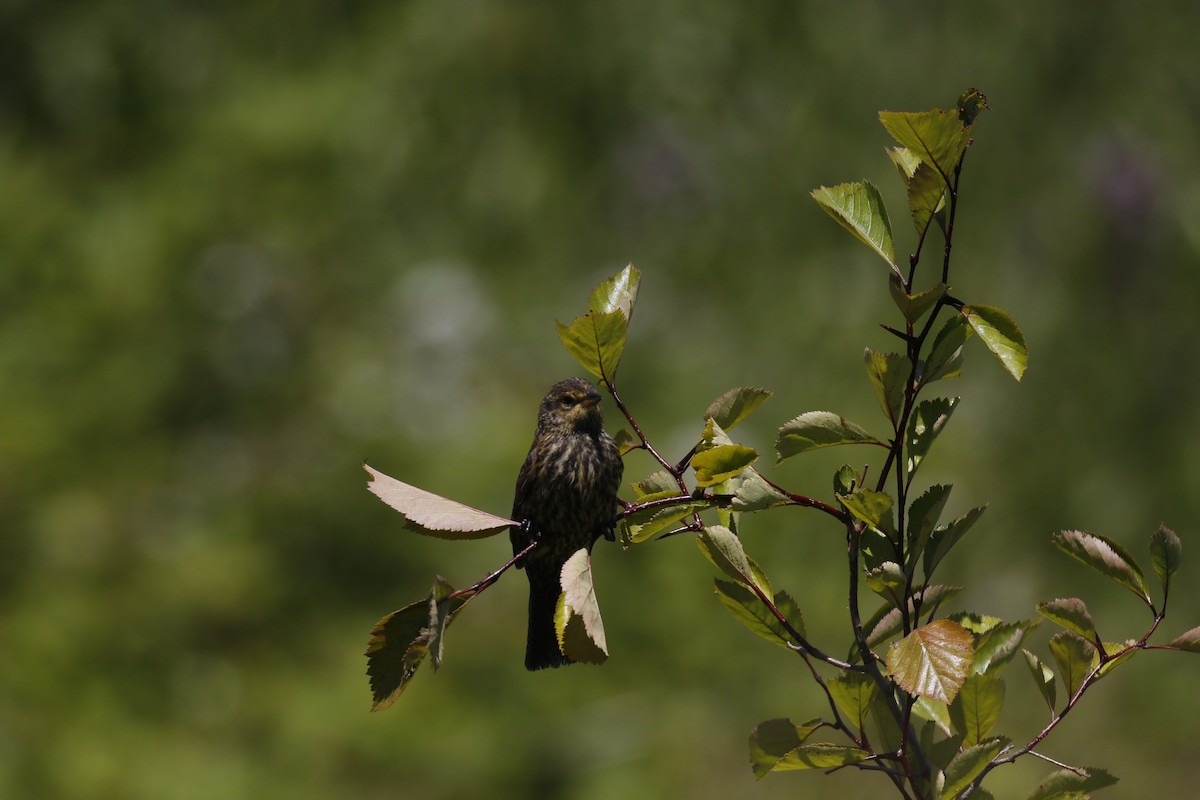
537;377;605;435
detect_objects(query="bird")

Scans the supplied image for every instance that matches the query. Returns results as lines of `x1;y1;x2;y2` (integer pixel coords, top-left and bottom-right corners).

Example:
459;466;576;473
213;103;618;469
510;377;624;670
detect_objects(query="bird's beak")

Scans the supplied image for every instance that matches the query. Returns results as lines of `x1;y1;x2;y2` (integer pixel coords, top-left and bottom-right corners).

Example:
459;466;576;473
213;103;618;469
581;391;602;409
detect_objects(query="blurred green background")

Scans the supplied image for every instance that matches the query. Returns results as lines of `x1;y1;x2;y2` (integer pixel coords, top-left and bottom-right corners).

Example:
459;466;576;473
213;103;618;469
4;1;1200;798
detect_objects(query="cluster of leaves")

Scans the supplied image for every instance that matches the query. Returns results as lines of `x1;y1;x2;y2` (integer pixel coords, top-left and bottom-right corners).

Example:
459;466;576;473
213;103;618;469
360;91;1200;798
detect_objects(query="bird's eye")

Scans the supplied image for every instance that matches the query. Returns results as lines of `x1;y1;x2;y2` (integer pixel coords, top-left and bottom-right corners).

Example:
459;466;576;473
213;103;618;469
559;395;577;407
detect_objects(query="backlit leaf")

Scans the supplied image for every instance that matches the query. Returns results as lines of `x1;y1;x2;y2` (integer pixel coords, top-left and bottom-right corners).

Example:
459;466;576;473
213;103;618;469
1149;524;1182;595
828;670;878;731
1022;649;1056;711
692;444;758;487
887;619;974;703
715;579;805;649
964;304;1028;381
705;387;773;431
697;525;772;596
1166;625;1200;652
907;161;948;235
949;673;1005;746
878;108;969;183
769;743;871;771
812;181;897;269
940;737;1007;799
839;488;897;537
1036;598;1097;642
973;619;1040;674
889;275;946;325
776;411;882;462
859;585;964;656
865;348;909;426
923;314;967;385
749;718;821;778
908;483;952;563
364;463;516;539
1048;632;1096;699
556;309;628;383
1026;766;1118;800
924;505;987;579
1051;530;1152;607
907;396;959;476
555;548;607;664
588;263;640;320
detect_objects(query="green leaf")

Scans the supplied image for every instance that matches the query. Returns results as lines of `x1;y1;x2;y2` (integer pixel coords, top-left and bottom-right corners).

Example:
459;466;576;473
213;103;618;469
957;88;989;125
833;464;862;496
887;145;922;180
923;314;967;385
587;263;640;320
839;488;897;537
776;411;881;462
964;304;1028;381
908;483;952;564
1022;649;1057;711
889;275;946;325
949;673;1005;746
727;468;791;512
620;499;708;544
1166;625;1200;652
612;428;638;455
705;387;773;431
940;737;1007;800
860;585;964;656
1149;524;1182;595
1036;598;1098;642
828;670;878;731
1026;766;1118;800
769;743;871;771
555;548;608;664
924;505;987;579
364;464;517;539
1051;530;1152;607
878;108;970;184
697;525;772;596
748;718;821;779
912;696;953;738
949;612;1003;636
811;181;897;270
907;161;948;235
1048;632;1097;699
714;579;805;649
973;619;1040;674
426;576;469;670
865;561;906;604
887;619;975;703
556;309;628;383
692;444;758;488
907;396;958;476
865;348;909;427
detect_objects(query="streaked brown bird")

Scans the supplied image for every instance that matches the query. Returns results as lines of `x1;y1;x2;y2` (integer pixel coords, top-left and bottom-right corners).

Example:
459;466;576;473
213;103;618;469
511;377;624;670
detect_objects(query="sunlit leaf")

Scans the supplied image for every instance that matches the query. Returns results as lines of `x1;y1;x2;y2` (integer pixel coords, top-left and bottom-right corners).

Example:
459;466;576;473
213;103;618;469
776;411;882;462
923;314;967;385
878;108;969;184
1149;524;1182;595
907;161;948;235
620;499;708;544
1048;632;1097;699
973;619;1040;674
940;737;1007;799
769;743;871;771
1022;649;1057;711
715;579;805;649
612;428;638;455
949;611;1003;636
887;145;922;180
556;309;628;383
812;181;897;269
1166;625;1200;652
889;275;946;325
912;696;953;738
426;575;468;670
1036;598;1098;643
631;470;678;498
859;585;964;657
828;670;878;731
887;619;974;703
727;468;791;512
1026;766;1118;800
555;548;607;664
588;263;640;320
692;444;758;488
697;525;772;596
748;718;821;779
964;304;1028;381
907;396;958;476
949;673;1005;746
1051;530;1152;607
839;488;897;537
907;483;952;565
705;387;773;431
865;348;909;427
364;464;516;539
924;505;986;579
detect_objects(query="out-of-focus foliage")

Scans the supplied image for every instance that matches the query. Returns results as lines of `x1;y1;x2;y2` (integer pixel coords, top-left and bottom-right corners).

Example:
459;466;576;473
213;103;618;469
3;2;1200;799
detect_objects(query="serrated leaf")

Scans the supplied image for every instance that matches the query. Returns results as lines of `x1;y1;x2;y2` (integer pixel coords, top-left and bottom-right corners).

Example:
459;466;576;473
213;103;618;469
620;499;708;544
924;505;987;580
889;275;946;325
878;108;970;184
705;387;773;431
749;718;822;779
923;313;967;385
1149;524;1182;595
940;737;1008;800
1036;598;1098;643
1022;648;1057;711
692;444;758;488
949;673;1005;746
715;579;805;649
908;484;953;566
888;619;975;703
727;468;791;512
1048;632;1097;700
965;305;1028;381
907;161;948;234
839;488;897;537
556;309;628;383
812;181;897;269
973;619;1040;675
770;743;871;771
949;611;1003;636
776;411;881;462
1166;625;1200;652
866;562;906;606
907;396;958;476
1051;530;1152;607
588;263;640;320
555;548;607;664
888;145;922;180
1026;766;1118;800
912;696;953;738
364;464;516;539
697;525;772;596
631;470;678;498
828;670;878;731
865;348;909;427
860;585;964;656
427;576;468;670
957;88;989;125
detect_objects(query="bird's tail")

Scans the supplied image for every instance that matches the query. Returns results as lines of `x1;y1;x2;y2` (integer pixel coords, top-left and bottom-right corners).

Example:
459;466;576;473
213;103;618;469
525;564;572;670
